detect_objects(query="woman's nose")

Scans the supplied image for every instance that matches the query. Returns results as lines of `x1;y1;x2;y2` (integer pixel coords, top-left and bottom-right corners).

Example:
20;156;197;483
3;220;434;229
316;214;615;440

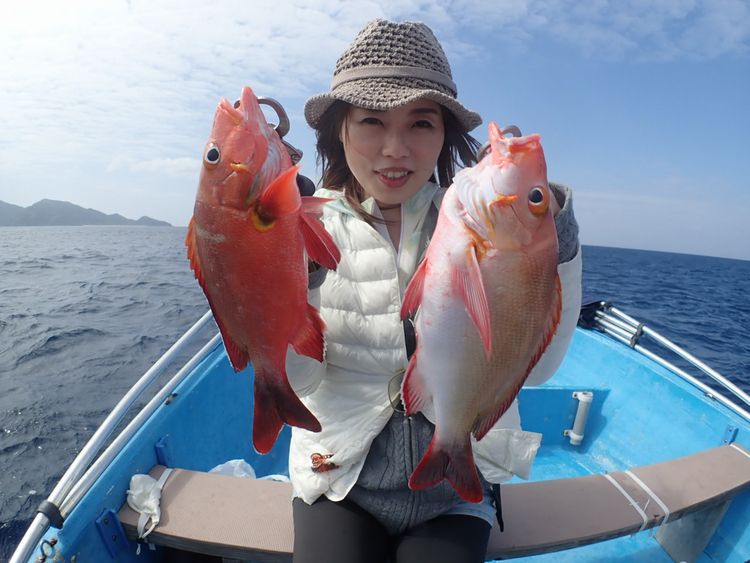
381;129;410;158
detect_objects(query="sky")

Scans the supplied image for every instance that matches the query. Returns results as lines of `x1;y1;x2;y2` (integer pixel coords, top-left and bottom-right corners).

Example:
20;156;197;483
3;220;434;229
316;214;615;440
1;0;748;260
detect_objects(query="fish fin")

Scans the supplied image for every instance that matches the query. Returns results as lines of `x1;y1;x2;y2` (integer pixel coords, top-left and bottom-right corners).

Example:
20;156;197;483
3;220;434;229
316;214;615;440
453;245;492;358
402;351;430;415
300;195;332;216
401;258;428;320
257;165;302;219
408;436;484;503
185;217;205;288
299;206;341;270
472;392;519;441
253;369;322;454
526;273;563;372
291;303;326;362
186;218;249;371
219;330;250;373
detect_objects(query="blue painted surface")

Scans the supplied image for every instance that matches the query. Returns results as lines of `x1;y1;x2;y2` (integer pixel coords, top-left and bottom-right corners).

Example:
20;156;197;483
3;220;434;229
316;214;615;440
27;327;750;562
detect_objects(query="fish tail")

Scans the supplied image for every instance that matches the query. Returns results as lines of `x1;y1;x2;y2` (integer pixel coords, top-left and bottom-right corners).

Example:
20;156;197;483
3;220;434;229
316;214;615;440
252;370;321;454
409;435;484;503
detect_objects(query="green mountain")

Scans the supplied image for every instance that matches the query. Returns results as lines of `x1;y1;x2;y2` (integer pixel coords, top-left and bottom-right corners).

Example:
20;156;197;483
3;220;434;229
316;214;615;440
0;199;171;227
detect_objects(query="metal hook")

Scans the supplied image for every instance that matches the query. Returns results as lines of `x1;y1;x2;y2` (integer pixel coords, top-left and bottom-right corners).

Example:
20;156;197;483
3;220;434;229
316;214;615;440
236;96;303;163
258;97;290;138
258;97;303;164
475;125;523;161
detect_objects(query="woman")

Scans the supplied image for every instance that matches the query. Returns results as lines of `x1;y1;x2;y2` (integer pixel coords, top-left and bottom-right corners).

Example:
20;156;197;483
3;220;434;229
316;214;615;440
286;19;582;563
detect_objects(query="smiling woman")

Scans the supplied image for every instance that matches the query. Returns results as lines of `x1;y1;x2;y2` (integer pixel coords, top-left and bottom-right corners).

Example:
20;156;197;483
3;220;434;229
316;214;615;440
340;101;446;246
281;17;582;563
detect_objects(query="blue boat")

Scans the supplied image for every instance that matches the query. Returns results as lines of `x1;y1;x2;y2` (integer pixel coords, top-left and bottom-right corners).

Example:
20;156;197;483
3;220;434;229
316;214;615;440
10;302;750;562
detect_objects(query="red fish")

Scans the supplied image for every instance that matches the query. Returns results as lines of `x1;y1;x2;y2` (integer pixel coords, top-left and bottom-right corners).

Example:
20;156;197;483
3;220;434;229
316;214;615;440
401;123;561;502
186;86;340;453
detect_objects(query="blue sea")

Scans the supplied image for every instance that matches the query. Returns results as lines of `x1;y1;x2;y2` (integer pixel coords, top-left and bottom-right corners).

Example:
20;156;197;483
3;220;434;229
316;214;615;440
1;226;749;559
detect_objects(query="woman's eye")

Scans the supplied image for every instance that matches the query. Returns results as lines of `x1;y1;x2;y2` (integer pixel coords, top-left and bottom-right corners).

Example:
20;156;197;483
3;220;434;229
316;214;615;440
361;117;382;125
414;120;434;129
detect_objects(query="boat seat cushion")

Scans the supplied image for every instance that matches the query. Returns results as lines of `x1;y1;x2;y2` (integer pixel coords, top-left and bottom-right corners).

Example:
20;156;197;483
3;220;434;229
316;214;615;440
117;443;750;561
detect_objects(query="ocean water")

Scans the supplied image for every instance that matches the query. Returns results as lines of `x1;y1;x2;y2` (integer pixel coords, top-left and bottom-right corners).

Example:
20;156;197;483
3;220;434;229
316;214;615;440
1;227;748;558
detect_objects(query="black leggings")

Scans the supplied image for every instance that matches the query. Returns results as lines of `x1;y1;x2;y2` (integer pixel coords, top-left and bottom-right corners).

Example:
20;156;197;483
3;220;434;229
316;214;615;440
292;497;491;563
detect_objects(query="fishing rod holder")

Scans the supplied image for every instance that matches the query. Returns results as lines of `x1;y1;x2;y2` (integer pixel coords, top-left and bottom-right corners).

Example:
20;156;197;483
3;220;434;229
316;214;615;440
564;391;594;446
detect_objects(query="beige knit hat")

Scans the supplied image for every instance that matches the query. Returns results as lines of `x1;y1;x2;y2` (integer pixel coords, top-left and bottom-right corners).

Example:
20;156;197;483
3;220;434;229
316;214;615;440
304;19;482;133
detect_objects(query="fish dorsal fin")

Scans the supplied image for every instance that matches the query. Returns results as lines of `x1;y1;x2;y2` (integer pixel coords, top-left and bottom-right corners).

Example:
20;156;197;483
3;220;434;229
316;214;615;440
527;273;563;371
452;243;492;358
472;391;518;441
299;197;341;270
256;165;301;220
401;258;428;319
185;218;205;288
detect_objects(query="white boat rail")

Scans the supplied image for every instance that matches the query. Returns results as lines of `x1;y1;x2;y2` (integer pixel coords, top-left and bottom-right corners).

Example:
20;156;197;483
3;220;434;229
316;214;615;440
580;301;750;423
10;310;220;563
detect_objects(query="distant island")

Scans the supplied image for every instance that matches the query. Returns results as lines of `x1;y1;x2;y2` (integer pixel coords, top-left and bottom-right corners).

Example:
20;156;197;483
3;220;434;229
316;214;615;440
0;199;171;227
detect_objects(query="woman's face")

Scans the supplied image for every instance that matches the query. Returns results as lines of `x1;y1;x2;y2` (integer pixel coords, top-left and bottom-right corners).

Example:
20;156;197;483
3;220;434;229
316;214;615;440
341;100;445;207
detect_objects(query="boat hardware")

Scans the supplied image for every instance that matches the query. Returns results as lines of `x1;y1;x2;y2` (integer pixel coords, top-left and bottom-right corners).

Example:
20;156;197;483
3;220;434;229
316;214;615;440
476;125;522;161
95;509;129;559
564;391;593;446
36;538;56;562
579;301;750;422
724;425;738;444
259;96;304;164
155;435;173;467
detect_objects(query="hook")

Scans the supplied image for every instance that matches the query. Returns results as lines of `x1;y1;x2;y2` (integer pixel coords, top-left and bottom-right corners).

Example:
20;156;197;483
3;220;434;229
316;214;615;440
476;125;523;161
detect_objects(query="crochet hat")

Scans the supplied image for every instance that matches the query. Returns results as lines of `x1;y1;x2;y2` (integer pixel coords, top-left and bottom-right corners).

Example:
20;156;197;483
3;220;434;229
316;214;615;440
304;19;482;133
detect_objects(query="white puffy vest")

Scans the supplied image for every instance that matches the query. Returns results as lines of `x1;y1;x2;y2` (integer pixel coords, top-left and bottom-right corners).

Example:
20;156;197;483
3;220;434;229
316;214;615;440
286;183;582;504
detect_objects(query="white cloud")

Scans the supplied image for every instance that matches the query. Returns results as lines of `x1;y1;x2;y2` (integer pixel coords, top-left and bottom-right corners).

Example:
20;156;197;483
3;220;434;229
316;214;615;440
0;0;747;256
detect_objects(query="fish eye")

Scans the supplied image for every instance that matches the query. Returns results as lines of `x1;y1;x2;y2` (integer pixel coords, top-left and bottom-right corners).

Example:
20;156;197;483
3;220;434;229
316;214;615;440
528;186;548;215
204;143;220;169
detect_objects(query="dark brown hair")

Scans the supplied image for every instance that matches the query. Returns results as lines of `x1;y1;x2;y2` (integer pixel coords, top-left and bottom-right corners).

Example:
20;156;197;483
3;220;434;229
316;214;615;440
314;100;481;223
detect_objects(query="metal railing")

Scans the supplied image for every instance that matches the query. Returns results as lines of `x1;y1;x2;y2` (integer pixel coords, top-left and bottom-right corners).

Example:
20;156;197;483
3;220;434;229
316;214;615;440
580;302;750;422
10;311;219;563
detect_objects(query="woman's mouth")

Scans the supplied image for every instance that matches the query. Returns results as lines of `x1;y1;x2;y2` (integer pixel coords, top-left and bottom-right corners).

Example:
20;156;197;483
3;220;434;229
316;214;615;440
376;169;412;189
